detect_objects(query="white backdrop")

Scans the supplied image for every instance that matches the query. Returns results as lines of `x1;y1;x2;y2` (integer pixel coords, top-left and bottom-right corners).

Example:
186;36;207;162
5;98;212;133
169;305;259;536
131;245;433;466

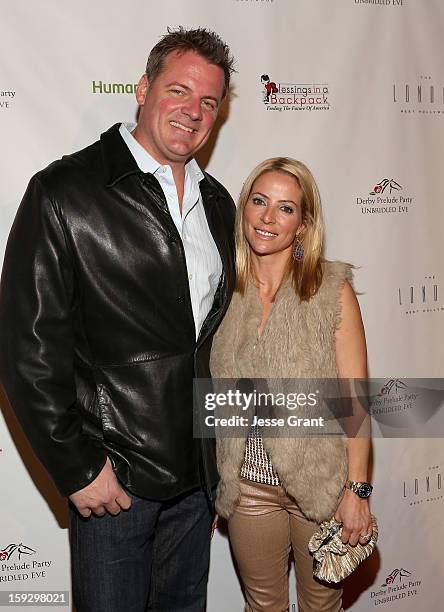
1;1;444;610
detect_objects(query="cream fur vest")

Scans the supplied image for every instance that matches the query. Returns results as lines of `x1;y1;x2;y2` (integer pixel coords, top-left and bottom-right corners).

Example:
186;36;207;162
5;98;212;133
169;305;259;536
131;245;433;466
210;261;352;524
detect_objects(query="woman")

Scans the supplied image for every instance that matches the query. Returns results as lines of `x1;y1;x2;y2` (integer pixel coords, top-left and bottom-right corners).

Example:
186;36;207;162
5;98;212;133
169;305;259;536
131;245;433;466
210;157;372;612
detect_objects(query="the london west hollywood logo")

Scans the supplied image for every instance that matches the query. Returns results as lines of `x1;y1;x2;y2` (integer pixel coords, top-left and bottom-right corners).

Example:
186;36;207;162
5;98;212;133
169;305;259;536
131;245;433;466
398;274;442;315
403;464;443;506
260;74;330;112
393;75;444;116
355;177;414;214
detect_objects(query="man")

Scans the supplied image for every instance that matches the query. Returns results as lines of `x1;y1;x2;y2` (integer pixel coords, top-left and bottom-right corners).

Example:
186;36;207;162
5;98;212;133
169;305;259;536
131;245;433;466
0;28;235;611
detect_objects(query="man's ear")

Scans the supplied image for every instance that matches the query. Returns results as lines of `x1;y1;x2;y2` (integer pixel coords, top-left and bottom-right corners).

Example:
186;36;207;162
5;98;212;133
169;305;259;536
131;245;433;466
136;74;149;106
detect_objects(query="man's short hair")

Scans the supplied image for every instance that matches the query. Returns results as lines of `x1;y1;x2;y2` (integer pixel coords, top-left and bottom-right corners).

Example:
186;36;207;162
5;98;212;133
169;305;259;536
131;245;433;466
145;27;235;98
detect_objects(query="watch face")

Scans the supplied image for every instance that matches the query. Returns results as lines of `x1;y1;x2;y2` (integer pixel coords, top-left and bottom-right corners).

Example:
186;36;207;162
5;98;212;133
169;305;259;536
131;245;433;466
358;483;373;498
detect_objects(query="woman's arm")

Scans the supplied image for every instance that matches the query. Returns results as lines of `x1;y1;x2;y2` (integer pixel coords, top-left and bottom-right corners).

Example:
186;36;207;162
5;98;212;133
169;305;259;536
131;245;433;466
334;280;373;546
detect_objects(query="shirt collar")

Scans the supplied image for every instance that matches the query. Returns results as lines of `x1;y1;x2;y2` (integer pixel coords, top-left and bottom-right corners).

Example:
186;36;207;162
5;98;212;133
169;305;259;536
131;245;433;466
119;123;204;183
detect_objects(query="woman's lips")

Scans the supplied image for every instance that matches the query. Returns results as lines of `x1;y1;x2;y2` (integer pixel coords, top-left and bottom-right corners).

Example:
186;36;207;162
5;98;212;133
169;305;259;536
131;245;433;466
255;228;278;238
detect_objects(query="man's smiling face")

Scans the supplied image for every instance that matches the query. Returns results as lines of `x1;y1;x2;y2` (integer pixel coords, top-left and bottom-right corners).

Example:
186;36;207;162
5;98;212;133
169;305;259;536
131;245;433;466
134;50;225;168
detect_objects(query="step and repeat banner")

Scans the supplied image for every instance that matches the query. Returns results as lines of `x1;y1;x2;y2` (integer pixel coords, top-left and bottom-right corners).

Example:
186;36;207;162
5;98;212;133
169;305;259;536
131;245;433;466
1;1;444;610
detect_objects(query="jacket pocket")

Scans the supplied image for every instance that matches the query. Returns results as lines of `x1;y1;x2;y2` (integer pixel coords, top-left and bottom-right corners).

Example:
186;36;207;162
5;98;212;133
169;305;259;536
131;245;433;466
93;355;194;464
96;383;116;435
75;367;100;420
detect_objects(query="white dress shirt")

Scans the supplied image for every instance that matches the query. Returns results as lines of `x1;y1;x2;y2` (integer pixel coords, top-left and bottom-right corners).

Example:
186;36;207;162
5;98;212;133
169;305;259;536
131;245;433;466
119;123;223;338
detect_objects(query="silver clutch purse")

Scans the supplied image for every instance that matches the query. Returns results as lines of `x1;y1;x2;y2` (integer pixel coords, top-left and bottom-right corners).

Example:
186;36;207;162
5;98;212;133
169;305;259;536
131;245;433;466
308;515;378;583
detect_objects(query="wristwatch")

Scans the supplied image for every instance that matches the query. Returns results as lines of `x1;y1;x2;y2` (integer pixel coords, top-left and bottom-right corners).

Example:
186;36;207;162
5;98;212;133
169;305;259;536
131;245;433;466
345;480;373;499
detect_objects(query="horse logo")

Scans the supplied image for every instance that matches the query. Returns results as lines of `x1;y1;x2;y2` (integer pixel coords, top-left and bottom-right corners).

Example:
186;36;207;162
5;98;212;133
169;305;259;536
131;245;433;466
0;543;36;561
370;179;402;195
378;379;408;396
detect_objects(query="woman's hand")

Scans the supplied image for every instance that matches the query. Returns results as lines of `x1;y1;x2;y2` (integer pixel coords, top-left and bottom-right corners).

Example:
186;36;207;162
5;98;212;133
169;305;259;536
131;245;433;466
334;281;373;547
334;489;373;546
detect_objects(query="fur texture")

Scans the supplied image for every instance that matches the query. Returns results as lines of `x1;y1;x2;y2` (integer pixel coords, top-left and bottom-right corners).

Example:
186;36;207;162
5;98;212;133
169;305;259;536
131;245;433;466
210;261;353;523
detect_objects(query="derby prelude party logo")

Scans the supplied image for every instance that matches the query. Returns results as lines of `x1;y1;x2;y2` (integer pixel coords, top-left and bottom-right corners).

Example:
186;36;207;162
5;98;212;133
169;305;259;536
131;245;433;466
370;567;422;607
0;89;16;110
1;543;55;584
0;543;35;562
369;178;402;196
377;379;407;396
355;177;414;214
382;568;411;587
354;0;405;6
260;74;330;112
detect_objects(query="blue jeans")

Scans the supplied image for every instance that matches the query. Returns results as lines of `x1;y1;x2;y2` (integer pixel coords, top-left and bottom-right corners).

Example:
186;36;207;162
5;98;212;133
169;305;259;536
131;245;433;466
69;488;213;612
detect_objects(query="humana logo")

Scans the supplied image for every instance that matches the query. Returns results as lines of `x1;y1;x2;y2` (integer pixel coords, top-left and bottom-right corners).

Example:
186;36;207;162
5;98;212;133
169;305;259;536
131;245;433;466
92;80;138;94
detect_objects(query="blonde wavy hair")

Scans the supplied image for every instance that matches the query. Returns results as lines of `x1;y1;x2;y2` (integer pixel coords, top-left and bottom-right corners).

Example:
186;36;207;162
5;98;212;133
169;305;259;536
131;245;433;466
235;157;324;300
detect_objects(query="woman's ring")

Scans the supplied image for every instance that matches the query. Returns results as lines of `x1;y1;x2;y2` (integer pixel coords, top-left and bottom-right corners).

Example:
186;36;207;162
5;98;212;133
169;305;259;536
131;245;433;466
360;533;371;541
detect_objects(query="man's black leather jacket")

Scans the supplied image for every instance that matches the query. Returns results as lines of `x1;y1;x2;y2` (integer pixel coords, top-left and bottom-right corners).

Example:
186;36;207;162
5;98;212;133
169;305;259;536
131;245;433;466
0;124;235;499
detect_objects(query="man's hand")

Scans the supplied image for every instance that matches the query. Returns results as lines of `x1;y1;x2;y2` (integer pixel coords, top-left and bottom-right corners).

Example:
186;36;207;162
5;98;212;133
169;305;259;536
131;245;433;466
69;457;132;518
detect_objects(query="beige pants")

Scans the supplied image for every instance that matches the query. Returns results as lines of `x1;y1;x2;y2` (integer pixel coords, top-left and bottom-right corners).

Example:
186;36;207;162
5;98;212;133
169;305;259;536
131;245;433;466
228;479;343;612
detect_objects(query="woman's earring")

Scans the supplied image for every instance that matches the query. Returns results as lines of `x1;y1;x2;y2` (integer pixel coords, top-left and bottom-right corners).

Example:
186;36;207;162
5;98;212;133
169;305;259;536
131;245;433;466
292;235;304;261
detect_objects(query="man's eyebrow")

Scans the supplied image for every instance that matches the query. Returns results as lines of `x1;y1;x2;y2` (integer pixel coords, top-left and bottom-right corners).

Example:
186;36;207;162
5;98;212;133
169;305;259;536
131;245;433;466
165;81;219;103
166;81;190;90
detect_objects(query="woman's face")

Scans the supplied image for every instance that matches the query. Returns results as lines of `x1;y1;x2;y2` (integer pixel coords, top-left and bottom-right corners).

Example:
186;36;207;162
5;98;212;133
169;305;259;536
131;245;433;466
243;170;304;259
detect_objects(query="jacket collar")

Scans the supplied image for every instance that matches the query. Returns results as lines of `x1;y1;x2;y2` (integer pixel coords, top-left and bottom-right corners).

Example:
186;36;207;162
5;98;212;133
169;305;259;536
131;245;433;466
101;123;208;188
100;124;227;233
101;123;141;186
119;123;205;184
